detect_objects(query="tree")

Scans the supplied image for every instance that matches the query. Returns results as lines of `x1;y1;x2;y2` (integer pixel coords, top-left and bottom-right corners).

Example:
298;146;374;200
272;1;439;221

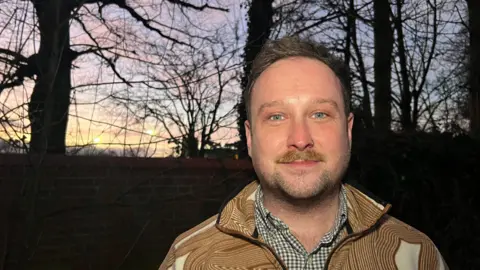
373;0;394;133
467;0;480;139
0;0;228;154
236;0;274;158
392;0;441;132
346;0;374;129
128;37;239;158
427;11;469;133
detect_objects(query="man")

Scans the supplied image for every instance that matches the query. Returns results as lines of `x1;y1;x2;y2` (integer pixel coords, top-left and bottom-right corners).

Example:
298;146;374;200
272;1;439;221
159;36;448;270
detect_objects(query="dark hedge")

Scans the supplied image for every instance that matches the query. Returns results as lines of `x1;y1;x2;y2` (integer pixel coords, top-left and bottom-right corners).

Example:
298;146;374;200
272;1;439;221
347;131;479;269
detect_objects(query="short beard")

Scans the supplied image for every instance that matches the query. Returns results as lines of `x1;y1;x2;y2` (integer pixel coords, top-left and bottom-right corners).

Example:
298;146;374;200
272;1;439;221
260;150;350;208
266;169;337;209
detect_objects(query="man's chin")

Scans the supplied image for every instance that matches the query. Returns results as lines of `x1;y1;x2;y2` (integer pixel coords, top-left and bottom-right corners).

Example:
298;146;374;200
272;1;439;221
279;186;326;200
276;177;337;202
273;186;333;208
273;164;314;178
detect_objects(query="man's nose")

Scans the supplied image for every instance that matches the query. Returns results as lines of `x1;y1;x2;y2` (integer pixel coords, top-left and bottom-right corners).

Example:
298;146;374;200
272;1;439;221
287;119;314;151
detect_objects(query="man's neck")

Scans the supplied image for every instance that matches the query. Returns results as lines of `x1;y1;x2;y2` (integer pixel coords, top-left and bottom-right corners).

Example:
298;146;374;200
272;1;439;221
261;186;341;251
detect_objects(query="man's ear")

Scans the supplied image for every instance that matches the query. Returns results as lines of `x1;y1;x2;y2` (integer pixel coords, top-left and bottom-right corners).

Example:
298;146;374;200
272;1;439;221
245;120;252;157
347;112;354;149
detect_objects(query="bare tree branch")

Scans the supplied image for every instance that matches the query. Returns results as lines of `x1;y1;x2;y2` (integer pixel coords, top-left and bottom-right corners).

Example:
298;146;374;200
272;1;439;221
0;48;28;63
100;0;192;47
73;17;132;86
166;0;229;12
72;45;115;59
293;11;343;35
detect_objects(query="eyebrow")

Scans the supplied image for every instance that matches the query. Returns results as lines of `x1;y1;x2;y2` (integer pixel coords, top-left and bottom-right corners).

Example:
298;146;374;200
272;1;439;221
257;98;339;116
312;98;339;111
257;100;285;115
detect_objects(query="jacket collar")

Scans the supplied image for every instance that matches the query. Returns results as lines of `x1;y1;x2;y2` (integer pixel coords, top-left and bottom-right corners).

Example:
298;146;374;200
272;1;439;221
343;183;392;232
216;180;259;237
215;180;392;238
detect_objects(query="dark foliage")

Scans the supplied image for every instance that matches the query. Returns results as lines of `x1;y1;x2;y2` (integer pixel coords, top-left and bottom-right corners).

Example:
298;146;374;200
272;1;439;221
347;131;480;269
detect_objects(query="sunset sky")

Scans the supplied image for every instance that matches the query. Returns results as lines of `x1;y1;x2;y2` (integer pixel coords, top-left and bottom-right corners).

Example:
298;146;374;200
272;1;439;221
0;0;245;157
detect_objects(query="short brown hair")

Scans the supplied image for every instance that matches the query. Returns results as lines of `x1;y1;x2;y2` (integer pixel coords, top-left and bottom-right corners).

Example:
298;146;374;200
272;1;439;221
244;35;351;120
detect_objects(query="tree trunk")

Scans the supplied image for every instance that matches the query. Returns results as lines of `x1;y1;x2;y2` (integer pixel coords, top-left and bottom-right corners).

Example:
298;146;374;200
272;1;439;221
186;132;199;158
236;0;274;158
394;0;415;132
344;0;353;82
12;2;73;268
350;0;373;129
468;0;480;139
373;0;394;133
28;0;73;154
344;0;354;112
180;131;199;158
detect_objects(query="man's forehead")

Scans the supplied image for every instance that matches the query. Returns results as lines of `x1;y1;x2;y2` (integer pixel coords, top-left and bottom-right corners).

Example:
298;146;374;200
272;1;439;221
257;57;338;80
251;60;343;96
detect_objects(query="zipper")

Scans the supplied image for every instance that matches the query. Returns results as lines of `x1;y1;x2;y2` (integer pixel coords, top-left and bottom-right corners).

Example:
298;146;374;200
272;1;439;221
324;212;389;270
218;212;386;270
216;225;288;270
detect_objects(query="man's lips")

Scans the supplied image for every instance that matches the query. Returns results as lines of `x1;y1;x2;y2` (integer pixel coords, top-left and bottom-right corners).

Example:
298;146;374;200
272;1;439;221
280;160;320;168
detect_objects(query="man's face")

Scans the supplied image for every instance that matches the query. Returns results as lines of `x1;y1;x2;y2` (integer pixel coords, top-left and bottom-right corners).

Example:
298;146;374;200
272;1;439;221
245;57;353;201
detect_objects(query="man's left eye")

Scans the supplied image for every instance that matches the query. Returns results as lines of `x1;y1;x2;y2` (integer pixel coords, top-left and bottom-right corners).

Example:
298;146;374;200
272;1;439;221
313;112;327;119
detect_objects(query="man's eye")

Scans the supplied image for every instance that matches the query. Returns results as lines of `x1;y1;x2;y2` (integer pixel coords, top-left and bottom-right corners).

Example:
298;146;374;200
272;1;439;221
268;114;284;121
313;112;327;119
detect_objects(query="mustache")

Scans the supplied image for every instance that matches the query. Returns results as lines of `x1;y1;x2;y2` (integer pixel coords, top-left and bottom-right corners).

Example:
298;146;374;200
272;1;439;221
276;149;326;163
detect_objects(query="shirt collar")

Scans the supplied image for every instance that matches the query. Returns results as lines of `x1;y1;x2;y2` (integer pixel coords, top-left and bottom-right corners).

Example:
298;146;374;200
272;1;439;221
255;184;348;237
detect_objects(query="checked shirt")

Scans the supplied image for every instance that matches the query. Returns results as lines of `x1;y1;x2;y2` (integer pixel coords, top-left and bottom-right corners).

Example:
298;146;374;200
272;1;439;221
254;186;348;270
